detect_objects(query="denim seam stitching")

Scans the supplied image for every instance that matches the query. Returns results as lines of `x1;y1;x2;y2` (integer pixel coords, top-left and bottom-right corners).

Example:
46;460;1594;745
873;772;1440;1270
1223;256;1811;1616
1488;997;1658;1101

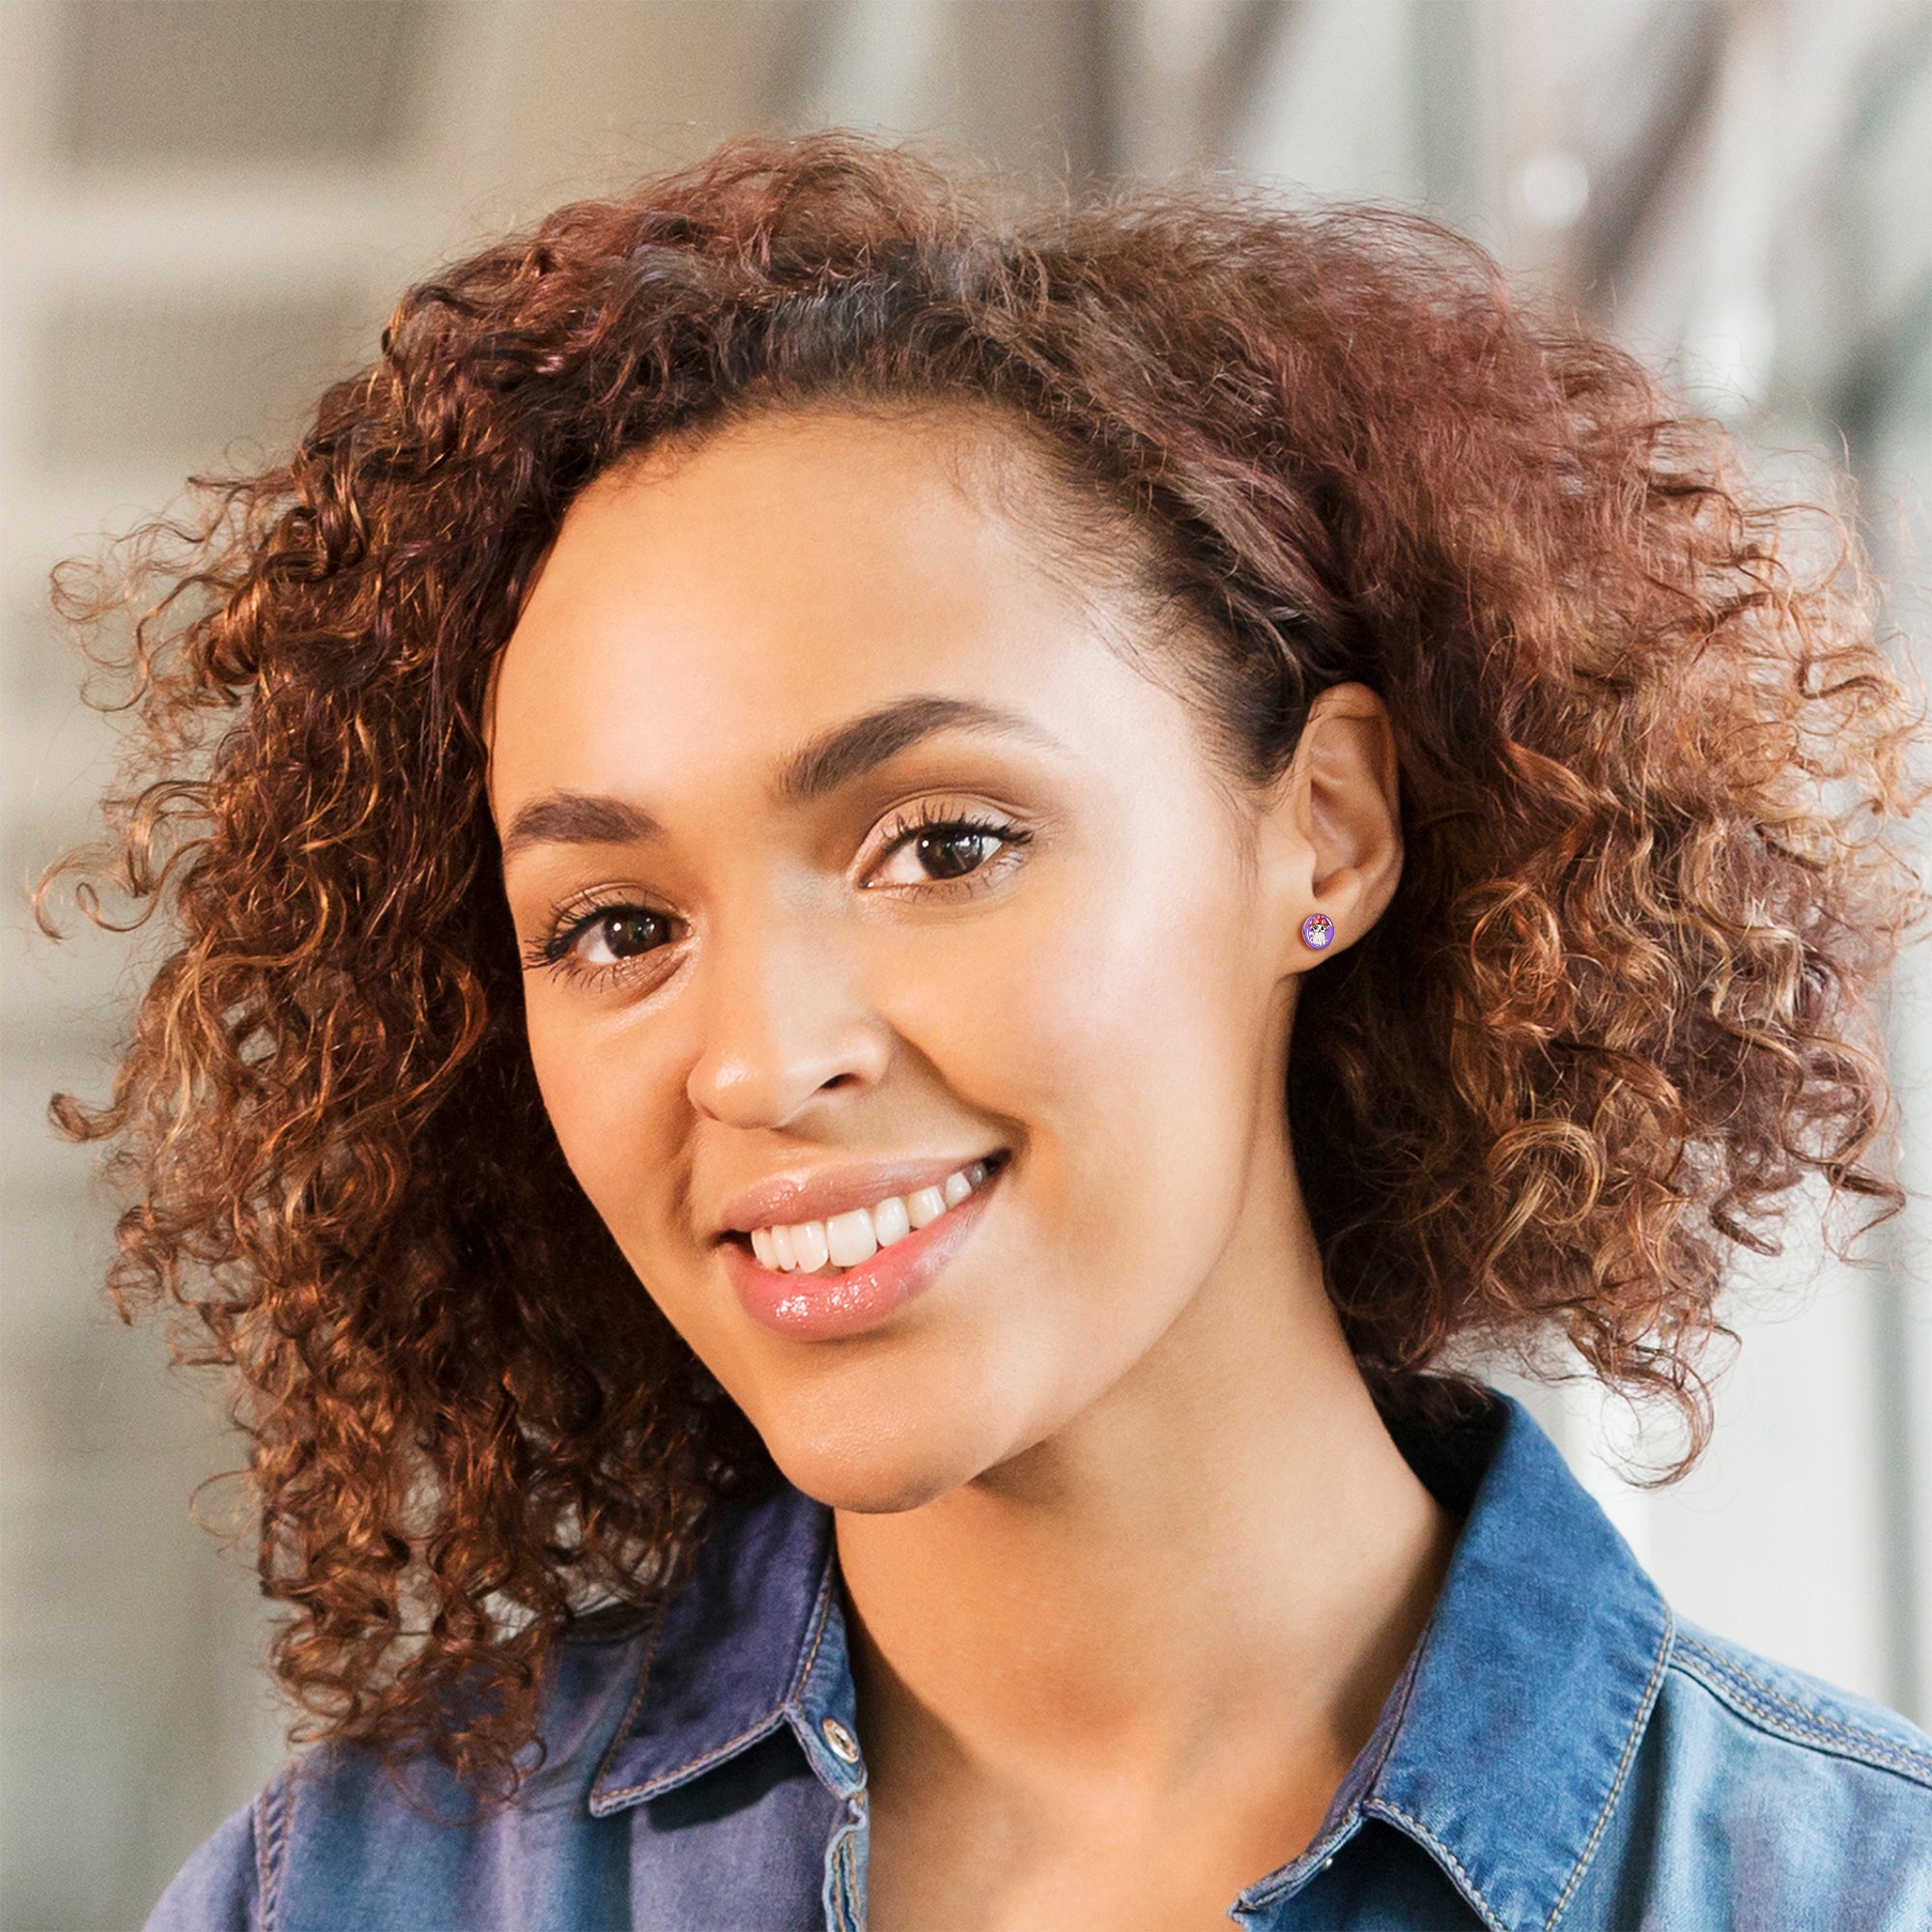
595;1709;787;1803
1544;1606;1674;1931
838;1827;863;1932
255;1770;290;1932
587;1593;673;1804
788;1553;838;1709
1673;1636;1932;1784
1365;1801;1509;1932
820;1815;862;1932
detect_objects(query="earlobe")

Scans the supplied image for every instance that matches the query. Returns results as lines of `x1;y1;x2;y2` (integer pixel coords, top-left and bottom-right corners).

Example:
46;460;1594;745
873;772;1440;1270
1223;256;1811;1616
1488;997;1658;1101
1272;682;1404;966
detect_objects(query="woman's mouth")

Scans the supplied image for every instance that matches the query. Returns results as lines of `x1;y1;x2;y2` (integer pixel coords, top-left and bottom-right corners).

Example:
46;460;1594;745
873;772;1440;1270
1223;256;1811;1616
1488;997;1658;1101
746;1155;999;1272
724;1151;1008;1340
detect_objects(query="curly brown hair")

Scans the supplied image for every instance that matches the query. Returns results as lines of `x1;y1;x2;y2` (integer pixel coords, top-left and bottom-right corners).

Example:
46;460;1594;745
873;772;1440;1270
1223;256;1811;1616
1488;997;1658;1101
42;131;1926;1786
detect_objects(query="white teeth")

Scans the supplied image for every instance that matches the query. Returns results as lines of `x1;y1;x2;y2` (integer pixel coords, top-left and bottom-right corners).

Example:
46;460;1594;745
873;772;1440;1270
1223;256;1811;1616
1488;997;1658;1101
750;1162;997;1273
791;1220;831;1273
825;1208;879;1268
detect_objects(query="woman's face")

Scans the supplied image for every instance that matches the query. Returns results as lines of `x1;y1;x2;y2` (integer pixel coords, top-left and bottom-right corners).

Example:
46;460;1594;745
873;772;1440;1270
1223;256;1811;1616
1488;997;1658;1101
490;410;1363;1512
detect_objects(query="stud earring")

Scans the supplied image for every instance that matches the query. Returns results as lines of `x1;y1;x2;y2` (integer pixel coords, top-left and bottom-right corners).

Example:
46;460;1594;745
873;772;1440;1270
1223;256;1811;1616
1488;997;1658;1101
1300;912;1335;951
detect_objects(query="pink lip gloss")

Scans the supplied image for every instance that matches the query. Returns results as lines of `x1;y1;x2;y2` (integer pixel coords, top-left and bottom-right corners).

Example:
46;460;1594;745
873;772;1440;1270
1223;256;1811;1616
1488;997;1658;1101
724;1171;1000;1341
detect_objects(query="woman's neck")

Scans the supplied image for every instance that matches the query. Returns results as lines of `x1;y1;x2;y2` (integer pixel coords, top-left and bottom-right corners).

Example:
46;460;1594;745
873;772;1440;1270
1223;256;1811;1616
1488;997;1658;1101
833;1155;1456;1864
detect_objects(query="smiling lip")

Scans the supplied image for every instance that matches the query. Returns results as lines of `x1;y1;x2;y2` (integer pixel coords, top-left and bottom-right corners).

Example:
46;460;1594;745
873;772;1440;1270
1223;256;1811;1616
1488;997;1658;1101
723;1161;1003;1341
713;1154;1001;1239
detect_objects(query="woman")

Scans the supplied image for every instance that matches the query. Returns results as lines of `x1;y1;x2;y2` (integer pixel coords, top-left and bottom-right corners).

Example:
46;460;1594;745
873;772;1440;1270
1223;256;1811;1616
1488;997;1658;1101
51;133;1929;1929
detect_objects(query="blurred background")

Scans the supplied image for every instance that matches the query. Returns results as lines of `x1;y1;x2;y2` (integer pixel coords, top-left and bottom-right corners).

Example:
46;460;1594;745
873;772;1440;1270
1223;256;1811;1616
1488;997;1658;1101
0;0;1927;1924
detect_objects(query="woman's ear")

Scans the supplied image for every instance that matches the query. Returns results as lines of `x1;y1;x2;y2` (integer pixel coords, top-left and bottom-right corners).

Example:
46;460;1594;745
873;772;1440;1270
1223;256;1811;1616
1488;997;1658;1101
1259;681;1404;971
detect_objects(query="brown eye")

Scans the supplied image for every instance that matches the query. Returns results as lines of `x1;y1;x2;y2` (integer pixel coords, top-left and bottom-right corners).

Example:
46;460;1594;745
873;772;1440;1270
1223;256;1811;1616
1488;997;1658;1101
867;808;1031;893
577;907;672;963
915;828;996;880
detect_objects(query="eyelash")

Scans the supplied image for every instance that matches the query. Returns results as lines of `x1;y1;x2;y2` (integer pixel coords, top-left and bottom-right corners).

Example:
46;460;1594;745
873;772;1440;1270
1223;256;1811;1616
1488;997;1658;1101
523;804;1033;983
523;895;677;982
865;802;1033;895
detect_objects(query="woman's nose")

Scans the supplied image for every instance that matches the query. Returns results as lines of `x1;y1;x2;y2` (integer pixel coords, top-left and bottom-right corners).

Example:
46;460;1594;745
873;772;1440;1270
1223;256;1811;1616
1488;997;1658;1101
684;910;893;1129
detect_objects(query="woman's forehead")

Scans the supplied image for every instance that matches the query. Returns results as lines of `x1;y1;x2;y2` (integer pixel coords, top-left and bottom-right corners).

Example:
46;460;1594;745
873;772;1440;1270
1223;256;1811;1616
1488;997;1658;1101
484;411;1153;814
520;402;1151;652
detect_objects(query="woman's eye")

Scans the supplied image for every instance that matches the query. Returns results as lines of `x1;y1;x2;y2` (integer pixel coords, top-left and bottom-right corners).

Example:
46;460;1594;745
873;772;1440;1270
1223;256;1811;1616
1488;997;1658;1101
871;820;1014;888
918;827;998;879
569;906;672;965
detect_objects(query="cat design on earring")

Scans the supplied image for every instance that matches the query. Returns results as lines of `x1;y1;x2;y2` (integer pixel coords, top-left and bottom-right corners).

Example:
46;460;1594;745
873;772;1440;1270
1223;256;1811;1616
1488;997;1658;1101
1300;912;1335;951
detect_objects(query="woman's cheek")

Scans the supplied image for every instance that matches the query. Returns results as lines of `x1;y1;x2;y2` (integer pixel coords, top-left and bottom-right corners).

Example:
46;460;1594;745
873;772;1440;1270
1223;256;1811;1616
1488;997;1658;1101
876;888;1116;1117
883;871;1232;1241
970;854;1231;1090
523;996;665;1241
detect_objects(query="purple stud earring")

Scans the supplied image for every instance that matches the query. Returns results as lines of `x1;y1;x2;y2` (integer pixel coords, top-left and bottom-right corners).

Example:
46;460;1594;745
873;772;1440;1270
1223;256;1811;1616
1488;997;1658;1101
1300;911;1335;951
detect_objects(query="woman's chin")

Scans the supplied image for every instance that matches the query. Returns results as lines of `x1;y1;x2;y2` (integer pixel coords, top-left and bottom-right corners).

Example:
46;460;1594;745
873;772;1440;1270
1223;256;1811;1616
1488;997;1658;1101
757;1410;999;1517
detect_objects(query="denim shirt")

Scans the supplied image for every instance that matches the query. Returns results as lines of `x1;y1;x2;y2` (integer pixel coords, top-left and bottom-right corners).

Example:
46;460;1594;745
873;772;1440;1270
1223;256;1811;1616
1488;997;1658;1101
148;1394;1932;1930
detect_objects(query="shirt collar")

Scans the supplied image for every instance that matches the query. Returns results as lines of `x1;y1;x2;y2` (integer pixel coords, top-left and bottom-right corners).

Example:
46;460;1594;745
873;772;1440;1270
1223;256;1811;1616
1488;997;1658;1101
1236;1393;1674;1930
588;1477;864;1815
588;1390;1673;1932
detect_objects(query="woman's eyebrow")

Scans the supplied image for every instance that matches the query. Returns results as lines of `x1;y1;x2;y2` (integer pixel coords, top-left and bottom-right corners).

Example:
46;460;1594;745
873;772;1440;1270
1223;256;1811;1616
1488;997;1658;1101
500;792;660;860
775;695;1063;805
500;696;1061;860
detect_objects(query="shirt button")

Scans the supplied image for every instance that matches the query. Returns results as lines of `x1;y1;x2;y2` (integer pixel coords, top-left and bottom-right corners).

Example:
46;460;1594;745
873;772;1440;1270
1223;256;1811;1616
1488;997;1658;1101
820;1717;862;1763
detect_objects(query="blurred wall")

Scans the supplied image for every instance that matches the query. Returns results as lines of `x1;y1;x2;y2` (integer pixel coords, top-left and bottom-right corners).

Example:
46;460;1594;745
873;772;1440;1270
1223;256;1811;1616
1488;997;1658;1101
1;2;1927;1926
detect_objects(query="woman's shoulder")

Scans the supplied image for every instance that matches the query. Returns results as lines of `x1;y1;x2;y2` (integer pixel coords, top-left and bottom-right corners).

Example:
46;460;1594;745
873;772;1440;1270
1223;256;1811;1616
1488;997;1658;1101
143;1796;262;1932
1660;1618;1932;1792
142;1607;660;1932
1572;1617;1932;1929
